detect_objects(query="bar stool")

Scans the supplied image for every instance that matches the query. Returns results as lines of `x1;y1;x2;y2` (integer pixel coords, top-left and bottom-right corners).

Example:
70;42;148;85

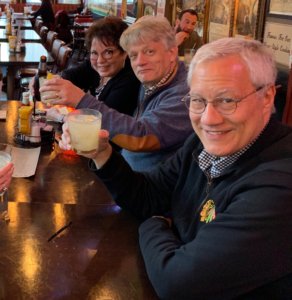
45;31;58;52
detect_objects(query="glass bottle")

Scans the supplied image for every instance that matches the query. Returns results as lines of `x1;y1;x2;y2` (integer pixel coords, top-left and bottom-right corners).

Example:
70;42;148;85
34;55;47;101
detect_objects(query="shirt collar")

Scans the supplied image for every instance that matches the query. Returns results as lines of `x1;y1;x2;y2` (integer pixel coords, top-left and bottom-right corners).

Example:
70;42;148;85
198;121;269;178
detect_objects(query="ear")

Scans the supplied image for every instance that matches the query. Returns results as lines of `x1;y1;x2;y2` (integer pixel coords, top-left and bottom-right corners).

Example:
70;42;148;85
168;46;178;62
122;51;128;60
263;85;276;113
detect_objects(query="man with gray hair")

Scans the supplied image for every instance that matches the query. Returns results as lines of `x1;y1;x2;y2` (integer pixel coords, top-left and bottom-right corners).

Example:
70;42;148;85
60;37;292;298
40;16;193;172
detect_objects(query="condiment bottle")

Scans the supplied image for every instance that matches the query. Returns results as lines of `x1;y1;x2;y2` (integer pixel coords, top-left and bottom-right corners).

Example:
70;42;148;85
18;106;33;135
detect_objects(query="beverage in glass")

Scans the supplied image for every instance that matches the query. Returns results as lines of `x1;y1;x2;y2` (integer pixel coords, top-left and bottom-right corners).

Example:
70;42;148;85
184;49;196;68
40;72;59;104
67;109;102;153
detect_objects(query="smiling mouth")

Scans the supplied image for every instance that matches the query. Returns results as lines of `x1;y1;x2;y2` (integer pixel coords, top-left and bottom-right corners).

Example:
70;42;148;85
205;129;231;136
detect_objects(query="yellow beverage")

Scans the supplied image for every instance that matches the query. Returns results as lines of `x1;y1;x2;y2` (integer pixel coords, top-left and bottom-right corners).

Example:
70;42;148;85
68;111;102;152
8;35;16;51
40;72;57;104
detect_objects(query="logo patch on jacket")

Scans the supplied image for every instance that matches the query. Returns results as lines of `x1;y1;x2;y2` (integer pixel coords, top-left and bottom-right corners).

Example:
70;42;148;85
200;200;216;223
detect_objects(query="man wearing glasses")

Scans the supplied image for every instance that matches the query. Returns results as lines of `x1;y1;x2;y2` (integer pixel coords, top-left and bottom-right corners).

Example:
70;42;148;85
61;37;292;298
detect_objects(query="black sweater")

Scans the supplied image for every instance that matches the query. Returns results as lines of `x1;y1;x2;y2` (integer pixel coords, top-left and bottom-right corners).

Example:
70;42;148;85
62;58;140;116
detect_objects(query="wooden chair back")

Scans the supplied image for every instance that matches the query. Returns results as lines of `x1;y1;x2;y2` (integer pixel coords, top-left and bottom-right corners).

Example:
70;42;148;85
34;19;44;34
45;31;57;52
52;45;72;73
39;26;48;44
51;38;65;61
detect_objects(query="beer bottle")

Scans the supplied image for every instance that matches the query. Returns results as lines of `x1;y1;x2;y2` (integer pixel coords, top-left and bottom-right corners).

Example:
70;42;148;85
34;55;47;101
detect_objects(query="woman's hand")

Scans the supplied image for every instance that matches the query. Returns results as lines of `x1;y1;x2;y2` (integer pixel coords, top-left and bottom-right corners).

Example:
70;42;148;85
0;163;14;191
39;77;85;107
59;123;112;169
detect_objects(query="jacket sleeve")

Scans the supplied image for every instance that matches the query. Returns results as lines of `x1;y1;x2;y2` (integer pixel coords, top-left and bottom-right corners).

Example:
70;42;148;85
138;160;292;299
94;141;186;219
77;81;192;152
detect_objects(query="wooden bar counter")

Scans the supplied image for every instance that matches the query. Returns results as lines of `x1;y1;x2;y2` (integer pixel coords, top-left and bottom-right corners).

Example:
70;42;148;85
0;101;158;300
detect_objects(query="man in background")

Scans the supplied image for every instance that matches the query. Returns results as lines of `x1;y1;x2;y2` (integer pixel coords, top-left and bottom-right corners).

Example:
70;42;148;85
175;9;203;56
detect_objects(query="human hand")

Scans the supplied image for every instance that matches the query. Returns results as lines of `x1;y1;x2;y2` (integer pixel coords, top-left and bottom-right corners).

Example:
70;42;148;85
39;77;85;107
59;123;112;169
175;31;189;46
28;76;35;96
0;163;14;191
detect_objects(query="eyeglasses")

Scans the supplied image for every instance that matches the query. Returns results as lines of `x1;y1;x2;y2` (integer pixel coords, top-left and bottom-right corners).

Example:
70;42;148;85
90;48;118;60
182;85;267;115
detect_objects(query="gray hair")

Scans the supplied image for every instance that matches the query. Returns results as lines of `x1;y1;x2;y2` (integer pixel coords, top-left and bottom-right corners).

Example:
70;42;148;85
188;37;277;88
120;16;176;52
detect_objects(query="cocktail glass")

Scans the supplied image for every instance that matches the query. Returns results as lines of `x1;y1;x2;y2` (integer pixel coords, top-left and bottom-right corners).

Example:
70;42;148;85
67;109;102;153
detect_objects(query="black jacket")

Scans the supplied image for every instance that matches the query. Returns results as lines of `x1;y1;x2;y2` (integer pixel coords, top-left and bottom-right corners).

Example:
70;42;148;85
95;117;292;299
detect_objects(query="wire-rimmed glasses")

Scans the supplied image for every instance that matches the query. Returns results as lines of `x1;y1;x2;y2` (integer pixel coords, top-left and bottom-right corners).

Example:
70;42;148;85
182;85;266;115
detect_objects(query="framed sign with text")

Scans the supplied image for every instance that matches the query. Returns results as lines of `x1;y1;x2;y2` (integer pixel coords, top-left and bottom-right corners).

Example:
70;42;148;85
268;0;292;17
263;21;292;68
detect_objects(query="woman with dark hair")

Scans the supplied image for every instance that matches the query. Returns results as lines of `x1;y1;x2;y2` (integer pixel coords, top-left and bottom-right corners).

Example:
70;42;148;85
31;0;55;30
60;16;140;116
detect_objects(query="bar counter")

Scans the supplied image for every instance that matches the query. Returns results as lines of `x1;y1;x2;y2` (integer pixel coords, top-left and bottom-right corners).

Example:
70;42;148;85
0;101;158;299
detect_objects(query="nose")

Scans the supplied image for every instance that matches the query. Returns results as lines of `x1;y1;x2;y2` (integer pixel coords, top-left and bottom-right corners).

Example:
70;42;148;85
200;103;224;125
135;52;147;66
96;55;106;63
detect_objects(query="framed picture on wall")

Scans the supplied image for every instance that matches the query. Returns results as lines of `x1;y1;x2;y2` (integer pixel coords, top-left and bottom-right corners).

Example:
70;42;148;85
233;0;260;39
268;0;292;17
264;0;292;68
263;20;292;68
207;0;235;42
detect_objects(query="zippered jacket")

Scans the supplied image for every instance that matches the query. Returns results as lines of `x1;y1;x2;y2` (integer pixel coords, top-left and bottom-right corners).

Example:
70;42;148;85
94;116;292;299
